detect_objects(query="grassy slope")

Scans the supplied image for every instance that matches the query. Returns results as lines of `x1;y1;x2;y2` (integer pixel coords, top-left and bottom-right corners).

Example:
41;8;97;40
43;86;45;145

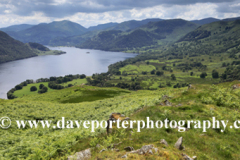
13;78;87;98
68;81;240;160
0;31;37;64
109;53;234;89
0;85;169;159
1;78;240;159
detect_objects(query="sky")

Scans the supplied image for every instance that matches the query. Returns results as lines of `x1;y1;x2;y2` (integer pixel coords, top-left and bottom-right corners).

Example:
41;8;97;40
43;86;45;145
0;0;240;28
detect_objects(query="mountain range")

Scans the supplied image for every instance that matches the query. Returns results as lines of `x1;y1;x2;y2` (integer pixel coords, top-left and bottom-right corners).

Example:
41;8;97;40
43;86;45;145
79;19;199;51
1;17;237;47
1;16;240;64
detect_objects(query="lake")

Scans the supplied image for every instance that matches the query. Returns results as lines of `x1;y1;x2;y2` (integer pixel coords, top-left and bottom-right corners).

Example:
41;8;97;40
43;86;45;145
0;47;137;99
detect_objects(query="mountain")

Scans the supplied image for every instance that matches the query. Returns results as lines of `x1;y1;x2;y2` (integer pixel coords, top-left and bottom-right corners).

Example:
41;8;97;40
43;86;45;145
0;31;37;64
107;18;163;31
222;16;240;22
7;20;88;45
49;18;165;46
87;22;118;31
0;24;34;32
157;19;240;59
79;19;199;51
179;19;240;47
191;17;220;25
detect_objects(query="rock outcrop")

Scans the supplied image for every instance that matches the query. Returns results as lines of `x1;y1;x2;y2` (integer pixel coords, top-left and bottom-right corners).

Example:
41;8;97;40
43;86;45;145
160;139;168;146
68;148;91;160
160;100;172;106
107;112;130;134
174;137;184;150
124;146;134;151
232;84;240;90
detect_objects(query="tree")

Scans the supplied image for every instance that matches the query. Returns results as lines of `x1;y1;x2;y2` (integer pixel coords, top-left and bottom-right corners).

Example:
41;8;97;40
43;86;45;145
142;71;147;75
80;74;86;79
190;72;194;76
15;85;23;90
162;66;167;70
222;62;226;67
212;70;219;79
116;71;121;75
166;81;172;87
30;86;37;91
150;70;155;74
171;74;176;80
38;86;48;94
156;71;164;76
39;84;44;89
200;72;207;78
68;84;73;87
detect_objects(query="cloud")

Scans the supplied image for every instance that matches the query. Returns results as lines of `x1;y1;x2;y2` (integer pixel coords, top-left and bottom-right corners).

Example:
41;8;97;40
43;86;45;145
0;0;238;18
0;0;240;28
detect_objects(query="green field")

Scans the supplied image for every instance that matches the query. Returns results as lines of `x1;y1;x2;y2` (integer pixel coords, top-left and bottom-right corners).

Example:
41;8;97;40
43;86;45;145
13;78;87;98
36;50;66;56
120;64;156;74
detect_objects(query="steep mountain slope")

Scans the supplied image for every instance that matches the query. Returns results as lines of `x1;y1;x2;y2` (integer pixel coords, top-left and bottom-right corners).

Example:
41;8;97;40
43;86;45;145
79;19;199;51
7;20;87;45
0;31;37;64
191;17;220;25
178;19;240;55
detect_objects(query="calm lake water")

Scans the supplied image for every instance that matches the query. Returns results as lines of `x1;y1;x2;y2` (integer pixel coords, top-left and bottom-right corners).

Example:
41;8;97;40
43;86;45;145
0;47;137;99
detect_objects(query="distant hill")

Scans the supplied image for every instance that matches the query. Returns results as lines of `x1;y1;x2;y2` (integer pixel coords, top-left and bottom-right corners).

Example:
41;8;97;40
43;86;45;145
157;19;240;59
0;31;37;64
7;20;88;45
87;22;118;31
222;16;240;22
107;18;163;31
0;24;34;32
179;19;240;44
191;17;220;25
49;18;164;46
79;19;199;51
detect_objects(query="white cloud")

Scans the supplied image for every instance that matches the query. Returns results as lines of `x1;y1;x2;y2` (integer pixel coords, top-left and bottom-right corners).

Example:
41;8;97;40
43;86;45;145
0;1;240;28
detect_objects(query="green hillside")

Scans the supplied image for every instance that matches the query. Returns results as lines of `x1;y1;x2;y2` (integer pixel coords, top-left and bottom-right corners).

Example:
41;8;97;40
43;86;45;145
1;80;240;159
0;31;66;64
79;19;199;52
82;19;240;91
0;31;37;64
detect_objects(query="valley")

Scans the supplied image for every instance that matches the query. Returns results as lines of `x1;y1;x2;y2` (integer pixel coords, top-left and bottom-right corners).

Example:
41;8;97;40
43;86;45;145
0;15;240;160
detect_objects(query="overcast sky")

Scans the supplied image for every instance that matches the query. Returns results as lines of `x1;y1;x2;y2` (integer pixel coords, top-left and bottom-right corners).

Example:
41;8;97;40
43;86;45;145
0;0;240;28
